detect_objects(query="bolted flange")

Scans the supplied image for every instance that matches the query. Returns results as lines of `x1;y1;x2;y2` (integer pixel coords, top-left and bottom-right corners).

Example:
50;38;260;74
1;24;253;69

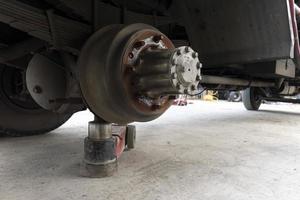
135;46;202;97
79;24;202;124
170;46;202;95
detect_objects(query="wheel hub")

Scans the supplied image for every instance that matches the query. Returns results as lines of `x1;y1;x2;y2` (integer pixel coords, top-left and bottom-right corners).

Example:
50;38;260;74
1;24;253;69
79;24;202;124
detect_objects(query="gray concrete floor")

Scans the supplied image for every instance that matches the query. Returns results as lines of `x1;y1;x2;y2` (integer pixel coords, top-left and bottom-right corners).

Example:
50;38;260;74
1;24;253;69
1;101;300;200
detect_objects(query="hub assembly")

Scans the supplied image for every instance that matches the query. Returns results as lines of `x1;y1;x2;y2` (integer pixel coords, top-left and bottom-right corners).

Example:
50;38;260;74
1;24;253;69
79;24;202;124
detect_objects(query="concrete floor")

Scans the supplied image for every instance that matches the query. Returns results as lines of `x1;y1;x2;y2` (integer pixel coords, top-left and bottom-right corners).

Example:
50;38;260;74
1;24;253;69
1;101;300;200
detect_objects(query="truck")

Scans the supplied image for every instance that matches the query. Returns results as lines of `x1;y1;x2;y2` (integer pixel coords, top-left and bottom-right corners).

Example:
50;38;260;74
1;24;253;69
0;0;299;136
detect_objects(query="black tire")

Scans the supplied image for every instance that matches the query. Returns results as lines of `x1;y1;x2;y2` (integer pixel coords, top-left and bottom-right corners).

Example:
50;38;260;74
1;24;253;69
242;87;262;111
0;65;72;137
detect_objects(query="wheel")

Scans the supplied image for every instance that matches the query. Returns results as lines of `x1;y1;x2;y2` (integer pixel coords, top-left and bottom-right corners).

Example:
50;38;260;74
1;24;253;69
242;87;262;110
228;91;242;102
0;65;72;137
126;125;136;149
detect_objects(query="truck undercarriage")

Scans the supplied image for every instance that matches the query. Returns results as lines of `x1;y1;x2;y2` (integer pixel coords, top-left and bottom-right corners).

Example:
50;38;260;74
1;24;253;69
0;0;300;177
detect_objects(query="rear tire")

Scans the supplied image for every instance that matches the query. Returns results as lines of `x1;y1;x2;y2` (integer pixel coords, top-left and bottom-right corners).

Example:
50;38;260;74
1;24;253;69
0;65;72;137
242;87;262;111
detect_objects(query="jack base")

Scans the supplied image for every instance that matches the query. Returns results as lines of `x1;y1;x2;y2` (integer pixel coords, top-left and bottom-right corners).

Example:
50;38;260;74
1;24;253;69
80;159;118;178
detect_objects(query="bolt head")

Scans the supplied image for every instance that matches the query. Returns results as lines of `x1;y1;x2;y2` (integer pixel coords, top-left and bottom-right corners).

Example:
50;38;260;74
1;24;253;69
191;85;196;91
184;47;190;53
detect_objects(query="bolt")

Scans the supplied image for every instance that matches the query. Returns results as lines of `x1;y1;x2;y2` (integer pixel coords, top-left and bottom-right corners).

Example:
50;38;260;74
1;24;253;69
176;84;181;90
33;86;42;94
176;50;181;56
153;35;163;43
196;75;201;81
184;89;188;94
191;85;196;91
133;41;145;50
196;62;201;70
192;52;198;59
184;46;190;53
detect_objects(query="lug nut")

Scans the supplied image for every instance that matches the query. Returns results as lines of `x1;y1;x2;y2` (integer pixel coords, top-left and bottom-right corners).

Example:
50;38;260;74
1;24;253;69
192;52;198;58
191;85;196;91
196;62;201;70
184;46;190;53
196;75;201;81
